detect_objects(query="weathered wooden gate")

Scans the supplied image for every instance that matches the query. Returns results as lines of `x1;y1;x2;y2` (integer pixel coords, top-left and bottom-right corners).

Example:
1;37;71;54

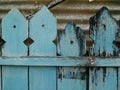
0;5;120;90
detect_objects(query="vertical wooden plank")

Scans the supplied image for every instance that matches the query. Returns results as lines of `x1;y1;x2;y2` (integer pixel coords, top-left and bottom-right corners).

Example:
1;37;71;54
29;67;56;90
2;8;28;56
57;21;86;56
57;21;86;90
89;7;118;90
1;8;28;90
30;5;56;56
89;67;117;90
2;66;28;90
89;7;119;56
29;5;57;90
58;67;86;90
0;67;1;90
118;68;120;90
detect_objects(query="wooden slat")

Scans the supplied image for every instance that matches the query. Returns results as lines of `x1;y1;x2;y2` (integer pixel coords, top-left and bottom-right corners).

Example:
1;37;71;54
1;8;28;90
57;21;86;56
118;68;120;90
89;7;119;56
0;67;1;90
29;5;57;90
30;5;56;56
2;66;28;90
2;8;28;56
89;67;117;90
0;57;119;67
57;21;86;90
58;67;87;90
29;67;56;90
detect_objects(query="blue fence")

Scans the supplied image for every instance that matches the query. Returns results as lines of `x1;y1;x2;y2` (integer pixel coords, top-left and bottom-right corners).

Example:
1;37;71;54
0;5;120;90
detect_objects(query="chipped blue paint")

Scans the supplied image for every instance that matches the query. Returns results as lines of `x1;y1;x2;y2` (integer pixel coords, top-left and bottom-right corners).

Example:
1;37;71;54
57;21;86;56
0;57;119;67
89;68;117;90
0;6;119;90
30;5;56;56
57;21;86;90
2;8;28;56
90;7;119;56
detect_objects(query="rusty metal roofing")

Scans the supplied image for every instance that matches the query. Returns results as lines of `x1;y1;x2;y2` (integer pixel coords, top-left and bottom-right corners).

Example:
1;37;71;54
0;0;120;48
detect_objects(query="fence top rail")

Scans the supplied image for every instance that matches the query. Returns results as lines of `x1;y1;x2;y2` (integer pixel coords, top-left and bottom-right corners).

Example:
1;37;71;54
0;57;119;67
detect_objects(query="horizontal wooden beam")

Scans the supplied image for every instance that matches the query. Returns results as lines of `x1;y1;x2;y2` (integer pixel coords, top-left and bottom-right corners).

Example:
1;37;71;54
0;57;119;67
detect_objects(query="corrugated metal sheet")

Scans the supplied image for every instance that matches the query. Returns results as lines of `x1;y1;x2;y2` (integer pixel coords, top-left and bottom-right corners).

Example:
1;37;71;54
0;0;120;49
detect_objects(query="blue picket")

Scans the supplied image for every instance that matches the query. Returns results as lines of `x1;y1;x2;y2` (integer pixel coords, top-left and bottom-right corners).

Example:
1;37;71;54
1;8;28;90
89;7;118;90
89;68;117;90
118;68;120;90
89;7;119;56
2;66;28;90
2;8;28;56
57;21;86;56
29;5;57;90
0;5;119;90
29;5;56;56
57;21;86;90
29;67;56;90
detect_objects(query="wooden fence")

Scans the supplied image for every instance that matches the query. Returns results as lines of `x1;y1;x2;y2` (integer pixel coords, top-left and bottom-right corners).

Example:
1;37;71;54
0;5;120;90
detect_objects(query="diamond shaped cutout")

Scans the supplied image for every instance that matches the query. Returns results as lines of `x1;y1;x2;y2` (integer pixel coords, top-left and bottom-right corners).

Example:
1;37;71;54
0;37;5;46
24;37;34;47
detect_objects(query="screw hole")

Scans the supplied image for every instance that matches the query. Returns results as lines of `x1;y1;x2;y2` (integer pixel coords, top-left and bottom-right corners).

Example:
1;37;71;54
70;40;74;45
13;25;16;28
42;24;45;27
103;24;106;31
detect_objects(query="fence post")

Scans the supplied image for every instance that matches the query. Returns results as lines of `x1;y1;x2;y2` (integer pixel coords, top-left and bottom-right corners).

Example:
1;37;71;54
57;21;86;90
1;8;28;90
29;5;57;90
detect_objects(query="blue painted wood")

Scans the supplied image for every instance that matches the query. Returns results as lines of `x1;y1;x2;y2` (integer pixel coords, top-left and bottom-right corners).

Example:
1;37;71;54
0;67;1;90
89;7;119;56
30;5;56;56
89;68;117;90
0;19;1;36
118;68;120;90
29;5;57;90
1;8;28;90
58;67;86;90
2;66;28;90
57;21;86;90
57;21;86;56
0;57;119;66
29;67;56;90
2;8;28;56
0;57;88;66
